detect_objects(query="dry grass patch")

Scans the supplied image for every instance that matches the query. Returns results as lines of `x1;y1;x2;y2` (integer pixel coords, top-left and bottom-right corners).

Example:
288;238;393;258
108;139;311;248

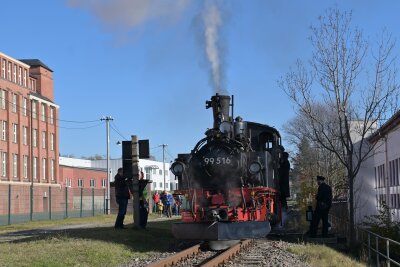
0;218;177;267
288;243;366;267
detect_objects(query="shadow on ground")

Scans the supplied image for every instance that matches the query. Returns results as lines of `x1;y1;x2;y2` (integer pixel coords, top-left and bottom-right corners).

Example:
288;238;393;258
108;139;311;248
2;219;183;253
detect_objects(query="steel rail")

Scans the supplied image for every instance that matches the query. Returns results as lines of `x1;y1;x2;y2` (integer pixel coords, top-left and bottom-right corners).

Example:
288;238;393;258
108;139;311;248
201;239;253;267
147;244;201;267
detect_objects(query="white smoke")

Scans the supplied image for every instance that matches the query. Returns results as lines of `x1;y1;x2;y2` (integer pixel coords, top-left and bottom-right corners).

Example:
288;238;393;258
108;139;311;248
67;0;190;29
68;0;229;94
201;0;228;95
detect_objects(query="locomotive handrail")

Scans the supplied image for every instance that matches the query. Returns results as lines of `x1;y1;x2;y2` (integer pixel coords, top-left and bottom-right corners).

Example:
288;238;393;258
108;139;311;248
192;137;208;153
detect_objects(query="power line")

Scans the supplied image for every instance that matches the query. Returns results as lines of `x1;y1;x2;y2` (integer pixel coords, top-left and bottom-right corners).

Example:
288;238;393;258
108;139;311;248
58;123;103;130
0;94;99;124
110;122;128;141
165;147;176;161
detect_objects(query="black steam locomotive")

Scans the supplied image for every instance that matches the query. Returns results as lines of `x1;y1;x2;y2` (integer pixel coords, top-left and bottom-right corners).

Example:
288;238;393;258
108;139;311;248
170;94;289;249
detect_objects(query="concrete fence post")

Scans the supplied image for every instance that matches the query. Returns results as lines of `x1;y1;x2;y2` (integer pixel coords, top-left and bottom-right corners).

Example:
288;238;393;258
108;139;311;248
65;187;68;218
92;188;95;217
80;187;83;218
49;186;52;220
8;184;11;225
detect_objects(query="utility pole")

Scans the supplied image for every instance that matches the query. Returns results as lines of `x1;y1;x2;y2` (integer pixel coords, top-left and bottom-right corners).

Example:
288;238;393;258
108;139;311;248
159;144;168;191
30;99;34;221
101;116;113;214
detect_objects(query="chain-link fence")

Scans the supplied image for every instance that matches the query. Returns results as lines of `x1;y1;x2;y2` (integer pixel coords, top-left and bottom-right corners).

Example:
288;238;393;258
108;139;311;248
0;184;106;226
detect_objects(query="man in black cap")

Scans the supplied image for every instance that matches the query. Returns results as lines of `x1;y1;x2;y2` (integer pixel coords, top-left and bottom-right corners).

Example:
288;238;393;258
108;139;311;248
310;175;332;237
114;168;130;229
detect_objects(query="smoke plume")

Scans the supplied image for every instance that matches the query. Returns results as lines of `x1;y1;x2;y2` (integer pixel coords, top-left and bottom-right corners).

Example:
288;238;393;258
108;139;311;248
201;0;228;95
67;0;190;30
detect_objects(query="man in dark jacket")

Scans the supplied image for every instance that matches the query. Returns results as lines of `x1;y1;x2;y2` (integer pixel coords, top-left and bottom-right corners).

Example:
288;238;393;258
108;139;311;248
278;152;290;210
310;175;332;237
114;168;130;229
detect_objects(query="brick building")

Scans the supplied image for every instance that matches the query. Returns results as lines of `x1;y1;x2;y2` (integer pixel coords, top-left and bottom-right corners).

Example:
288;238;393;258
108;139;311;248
0;52;59;186
0;52;108;220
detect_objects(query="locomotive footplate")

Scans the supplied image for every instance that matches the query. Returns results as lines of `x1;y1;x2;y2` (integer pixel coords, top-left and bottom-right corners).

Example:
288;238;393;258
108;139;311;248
172;221;271;240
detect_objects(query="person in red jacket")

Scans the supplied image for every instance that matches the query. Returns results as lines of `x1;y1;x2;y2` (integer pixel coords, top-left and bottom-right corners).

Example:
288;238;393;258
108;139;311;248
152;192;160;213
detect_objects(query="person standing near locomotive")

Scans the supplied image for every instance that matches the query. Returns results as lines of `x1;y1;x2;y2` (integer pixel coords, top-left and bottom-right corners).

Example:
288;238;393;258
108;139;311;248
278;152;290;210
114;168;131;229
309;175;332;237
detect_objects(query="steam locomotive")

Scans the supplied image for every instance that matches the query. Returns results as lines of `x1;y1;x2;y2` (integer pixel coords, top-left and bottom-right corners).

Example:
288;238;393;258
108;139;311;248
170;94;289;249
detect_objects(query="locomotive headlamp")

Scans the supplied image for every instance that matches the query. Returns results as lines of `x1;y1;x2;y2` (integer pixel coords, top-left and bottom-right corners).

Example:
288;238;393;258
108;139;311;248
171;162;185;176
249;161;262;175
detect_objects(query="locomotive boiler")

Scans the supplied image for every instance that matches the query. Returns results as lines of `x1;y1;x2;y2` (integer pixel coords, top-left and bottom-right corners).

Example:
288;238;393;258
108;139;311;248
170;94;289;249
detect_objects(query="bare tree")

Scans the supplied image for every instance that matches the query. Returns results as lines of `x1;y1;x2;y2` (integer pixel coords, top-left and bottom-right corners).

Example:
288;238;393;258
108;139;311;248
279;8;399;245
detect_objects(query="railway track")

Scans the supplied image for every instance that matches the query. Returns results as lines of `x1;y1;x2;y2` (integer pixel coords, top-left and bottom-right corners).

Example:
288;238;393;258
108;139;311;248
147;240;253;267
147;238;309;267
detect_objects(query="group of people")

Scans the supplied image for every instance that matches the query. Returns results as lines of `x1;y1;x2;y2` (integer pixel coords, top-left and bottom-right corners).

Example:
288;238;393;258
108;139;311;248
152;191;182;218
113;168;150;230
114;157;333;237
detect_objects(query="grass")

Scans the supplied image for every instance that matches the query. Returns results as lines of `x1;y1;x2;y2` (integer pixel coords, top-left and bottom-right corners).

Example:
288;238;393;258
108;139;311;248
0;214;368;267
0;213;161;234
0;215;115;234
0;214;178;267
288;243;366;267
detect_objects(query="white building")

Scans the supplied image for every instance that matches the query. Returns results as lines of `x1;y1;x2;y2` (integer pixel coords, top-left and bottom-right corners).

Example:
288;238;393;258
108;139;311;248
60;157;177;191
354;111;400;223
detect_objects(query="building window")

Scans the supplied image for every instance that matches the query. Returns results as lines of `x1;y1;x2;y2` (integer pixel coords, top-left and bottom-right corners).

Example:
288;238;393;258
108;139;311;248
41;103;46;121
50;108;54;124
33;157;37;180
23;155;28;179
23;98;27;116
90;179;96;188
33;129;37;147
50;133;54;150
145;168;151;180
23;69;27;87
68;178;72;187
78;179;84;188
152;169;156;175
42;158;46;180
159;169;162;175
165;170;169;176
12;94;17;113
8;62;11;81
1;90;5;109
13;64;17;83
18;67;22;85
51;159;55;180
23;126;27;145
1;152;6;177
102;179;106;188
32;101;37;119
153;182;156;189
12;154;18;178
42;131;46;149
12;123;17;143
159;182;162;188
1;59;5;78
396;158;399;186
1;121;7;141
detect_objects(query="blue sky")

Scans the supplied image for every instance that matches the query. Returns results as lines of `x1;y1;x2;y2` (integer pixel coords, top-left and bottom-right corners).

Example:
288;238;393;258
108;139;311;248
1;0;399;161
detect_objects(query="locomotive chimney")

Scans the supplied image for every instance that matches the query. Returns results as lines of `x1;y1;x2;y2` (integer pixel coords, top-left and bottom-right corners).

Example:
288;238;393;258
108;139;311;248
206;94;231;129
